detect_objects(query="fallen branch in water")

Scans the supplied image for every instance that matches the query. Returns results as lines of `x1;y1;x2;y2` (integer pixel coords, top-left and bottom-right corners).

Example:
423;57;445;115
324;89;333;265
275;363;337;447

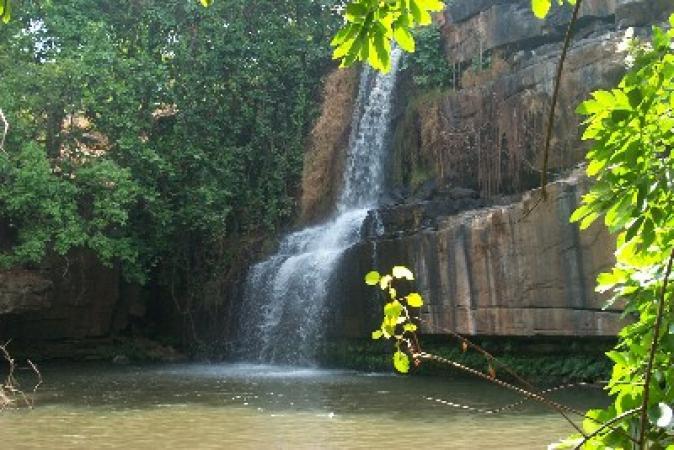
0;342;42;410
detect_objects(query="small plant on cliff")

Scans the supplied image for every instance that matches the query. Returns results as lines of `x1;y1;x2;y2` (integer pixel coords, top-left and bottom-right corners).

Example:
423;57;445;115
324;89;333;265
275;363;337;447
402;23;453;89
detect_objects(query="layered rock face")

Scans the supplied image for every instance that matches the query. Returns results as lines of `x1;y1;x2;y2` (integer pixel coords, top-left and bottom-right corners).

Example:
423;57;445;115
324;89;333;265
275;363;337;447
390;0;671;197
0;251;145;342
360;171;621;336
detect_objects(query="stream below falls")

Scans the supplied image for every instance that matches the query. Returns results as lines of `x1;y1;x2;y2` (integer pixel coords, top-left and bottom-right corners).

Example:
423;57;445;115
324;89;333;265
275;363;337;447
0;363;607;449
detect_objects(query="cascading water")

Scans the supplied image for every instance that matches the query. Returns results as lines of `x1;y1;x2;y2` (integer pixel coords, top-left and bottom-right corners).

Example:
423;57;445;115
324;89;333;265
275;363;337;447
239;49;403;365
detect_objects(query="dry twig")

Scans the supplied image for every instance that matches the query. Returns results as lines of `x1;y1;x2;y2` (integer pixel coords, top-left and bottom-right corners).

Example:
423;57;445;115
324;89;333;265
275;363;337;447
540;0;583;198
0;342;42;410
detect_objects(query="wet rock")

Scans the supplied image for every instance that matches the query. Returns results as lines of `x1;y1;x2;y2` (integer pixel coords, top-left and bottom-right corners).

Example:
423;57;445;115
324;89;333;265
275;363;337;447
112;354;130;365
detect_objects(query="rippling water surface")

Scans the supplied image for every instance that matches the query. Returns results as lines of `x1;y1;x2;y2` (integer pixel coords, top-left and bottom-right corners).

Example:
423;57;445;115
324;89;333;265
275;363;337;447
0;363;606;449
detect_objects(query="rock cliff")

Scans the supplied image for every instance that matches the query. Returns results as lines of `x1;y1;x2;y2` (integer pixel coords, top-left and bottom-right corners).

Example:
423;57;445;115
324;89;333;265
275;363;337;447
391;0;671;198
0;250;146;343
310;0;672;338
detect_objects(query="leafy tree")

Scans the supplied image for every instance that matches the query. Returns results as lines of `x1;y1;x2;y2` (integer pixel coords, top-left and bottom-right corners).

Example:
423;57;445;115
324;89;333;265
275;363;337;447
0;0;340;290
558;17;674;449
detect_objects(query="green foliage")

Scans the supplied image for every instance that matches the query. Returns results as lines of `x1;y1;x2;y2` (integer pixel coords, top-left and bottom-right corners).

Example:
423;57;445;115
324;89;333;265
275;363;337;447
365;266;423;374
551;16;674;449
332;0;445;72
0;1;339;284
402;23;452;89
0;0;9;23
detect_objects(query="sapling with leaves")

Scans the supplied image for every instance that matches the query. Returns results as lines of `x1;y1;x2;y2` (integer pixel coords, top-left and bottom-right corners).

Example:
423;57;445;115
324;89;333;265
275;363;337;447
364;266;422;373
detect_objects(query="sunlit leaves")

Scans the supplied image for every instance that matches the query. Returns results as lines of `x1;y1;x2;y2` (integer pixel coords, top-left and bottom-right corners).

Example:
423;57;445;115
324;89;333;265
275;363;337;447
568;16;674;449
531;0;577;19
331;0;445;72
365;266;424;373
380;274;393;290
0;0;10;23
333;0;574;72
531;0;551;18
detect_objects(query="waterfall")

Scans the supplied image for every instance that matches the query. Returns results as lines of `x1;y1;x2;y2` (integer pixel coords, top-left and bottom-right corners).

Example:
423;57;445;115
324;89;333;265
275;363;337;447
239;49;403;365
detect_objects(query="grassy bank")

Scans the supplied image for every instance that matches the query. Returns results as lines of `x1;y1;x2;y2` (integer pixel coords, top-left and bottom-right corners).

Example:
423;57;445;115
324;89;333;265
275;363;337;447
319;336;614;383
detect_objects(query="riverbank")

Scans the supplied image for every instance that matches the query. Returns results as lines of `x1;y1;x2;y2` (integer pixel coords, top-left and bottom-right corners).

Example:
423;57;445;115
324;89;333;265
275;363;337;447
319;336;614;383
4;334;614;385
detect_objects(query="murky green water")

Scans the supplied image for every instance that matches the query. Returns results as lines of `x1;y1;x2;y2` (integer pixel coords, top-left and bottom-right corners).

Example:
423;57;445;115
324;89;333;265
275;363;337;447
0;363;606;449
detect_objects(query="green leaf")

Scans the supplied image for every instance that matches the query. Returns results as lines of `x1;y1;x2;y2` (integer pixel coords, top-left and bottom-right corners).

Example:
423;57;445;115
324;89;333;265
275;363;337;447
371;330;384;340
346;2;368;21
393;26;415;52
393;351;410;373
406;292;424;307
199;0;213;7
365;271;381;286
586;158;606;177
649;403;673;428
569;205;590;223
579;211;600;230
384;300;403;319
1;0;10;23
531;0;551;18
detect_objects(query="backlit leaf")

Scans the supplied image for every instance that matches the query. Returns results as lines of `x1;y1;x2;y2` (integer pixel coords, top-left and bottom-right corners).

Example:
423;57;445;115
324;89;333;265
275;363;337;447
531;0;551;18
406;292;424;307
365;271;381;286
393;26;415;52
393;351;410;373
379;274;393;289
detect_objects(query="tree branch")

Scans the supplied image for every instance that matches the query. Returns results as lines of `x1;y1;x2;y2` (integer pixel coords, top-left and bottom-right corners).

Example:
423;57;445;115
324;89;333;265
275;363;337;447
540;0;583;199
0;108;7;151
573;408;641;450
638;248;674;448
415;352;587;436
